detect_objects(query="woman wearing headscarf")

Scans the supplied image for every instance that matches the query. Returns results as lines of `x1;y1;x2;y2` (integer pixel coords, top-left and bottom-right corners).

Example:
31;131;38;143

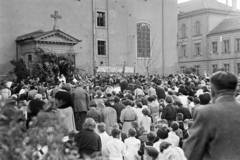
55;91;76;132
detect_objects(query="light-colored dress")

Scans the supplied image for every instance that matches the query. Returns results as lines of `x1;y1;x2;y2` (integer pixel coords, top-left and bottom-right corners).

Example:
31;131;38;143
56;107;76;132
120;106;138;135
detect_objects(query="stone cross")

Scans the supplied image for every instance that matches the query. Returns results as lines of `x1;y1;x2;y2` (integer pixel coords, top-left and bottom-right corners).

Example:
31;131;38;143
51;11;62;30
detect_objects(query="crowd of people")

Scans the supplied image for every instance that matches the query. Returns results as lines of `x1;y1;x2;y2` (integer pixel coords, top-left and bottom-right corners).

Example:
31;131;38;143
1;71;240;160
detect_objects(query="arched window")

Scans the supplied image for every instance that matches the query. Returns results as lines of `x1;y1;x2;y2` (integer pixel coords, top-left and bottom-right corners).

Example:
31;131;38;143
137;22;150;58
181;24;187;38
195;21;201;35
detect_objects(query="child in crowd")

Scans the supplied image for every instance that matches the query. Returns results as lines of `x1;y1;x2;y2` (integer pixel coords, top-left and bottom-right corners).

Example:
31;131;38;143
143;146;159;160
168;121;180;147
106;129;126;160
140;108;151;133
124;128;141;160
176;113;184;131
136;131;157;160
132;121;141;138
98;123;111;160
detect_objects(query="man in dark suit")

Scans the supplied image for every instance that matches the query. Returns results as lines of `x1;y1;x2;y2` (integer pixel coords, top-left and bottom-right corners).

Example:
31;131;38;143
154;81;166;100
176;101;192;120
183;71;240;160
72;85;90;131
112;97;125;123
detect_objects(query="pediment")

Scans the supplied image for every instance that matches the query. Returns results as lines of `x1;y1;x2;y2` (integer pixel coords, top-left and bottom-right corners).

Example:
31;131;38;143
34;30;81;45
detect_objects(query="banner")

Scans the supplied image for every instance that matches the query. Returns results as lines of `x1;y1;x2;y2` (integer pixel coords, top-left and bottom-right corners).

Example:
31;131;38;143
96;66;134;74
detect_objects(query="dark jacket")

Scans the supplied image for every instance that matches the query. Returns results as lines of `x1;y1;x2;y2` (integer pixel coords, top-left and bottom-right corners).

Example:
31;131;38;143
75;129;102;157
72;87;90;112
177;107;192;120
155;86;166;100
161;103;177;126
183;95;240;160
112;103;125;122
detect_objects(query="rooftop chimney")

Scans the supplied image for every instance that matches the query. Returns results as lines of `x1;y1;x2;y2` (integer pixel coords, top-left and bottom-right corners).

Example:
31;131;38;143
232;0;237;10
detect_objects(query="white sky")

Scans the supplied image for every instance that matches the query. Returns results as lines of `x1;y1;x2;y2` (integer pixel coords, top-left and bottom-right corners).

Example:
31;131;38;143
178;0;240;9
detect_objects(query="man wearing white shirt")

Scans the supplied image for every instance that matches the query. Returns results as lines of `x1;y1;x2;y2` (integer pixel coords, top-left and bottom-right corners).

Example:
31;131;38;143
178;91;188;108
98;123;112;160
107;129;126;160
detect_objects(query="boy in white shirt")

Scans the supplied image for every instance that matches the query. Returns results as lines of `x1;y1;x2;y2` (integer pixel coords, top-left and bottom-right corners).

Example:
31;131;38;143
98;123;112;160
124;128;141;160
106;129;126;160
168;121;180;147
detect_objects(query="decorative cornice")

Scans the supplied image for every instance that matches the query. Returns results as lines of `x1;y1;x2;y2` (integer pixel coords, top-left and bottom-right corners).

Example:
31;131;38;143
178;8;240;18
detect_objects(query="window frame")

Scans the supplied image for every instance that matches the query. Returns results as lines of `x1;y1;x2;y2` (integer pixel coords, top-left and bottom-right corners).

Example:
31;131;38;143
194;65;200;75
212;42;218;53
97;40;107;56
195;21;201;36
96;11;106;28
236;38;240;52
136;22;151;59
180;66;186;73
223;63;230;72
223;40;230;53
181;24;187;38
181;45;187;57
237;63;240;74
195;43;201;55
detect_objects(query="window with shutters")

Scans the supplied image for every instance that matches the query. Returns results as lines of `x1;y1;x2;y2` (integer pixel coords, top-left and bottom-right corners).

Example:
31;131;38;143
137;23;151;58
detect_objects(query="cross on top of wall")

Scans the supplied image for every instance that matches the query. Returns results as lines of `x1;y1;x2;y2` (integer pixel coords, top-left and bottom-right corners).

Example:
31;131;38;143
51;11;62;30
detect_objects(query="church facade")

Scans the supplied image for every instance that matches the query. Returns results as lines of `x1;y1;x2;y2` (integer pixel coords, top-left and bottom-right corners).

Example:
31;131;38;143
0;0;178;76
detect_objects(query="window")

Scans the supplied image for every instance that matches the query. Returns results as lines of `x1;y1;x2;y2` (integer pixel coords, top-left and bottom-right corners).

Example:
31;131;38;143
195;65;200;75
236;39;240;51
181;24;187;38
237;63;240;74
28;54;32;62
195;43;201;55
223;64;230;72
137;23;150;58
97;12;105;27
212;64;218;73
223;40;230;52
181;66;185;73
181;45;187;57
212;42;218;53
97;40;106;55
195;21;201;36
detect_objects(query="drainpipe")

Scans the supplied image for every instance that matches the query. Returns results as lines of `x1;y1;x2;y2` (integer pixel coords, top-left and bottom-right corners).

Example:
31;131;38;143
162;0;165;76
107;0;110;66
92;0;96;74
